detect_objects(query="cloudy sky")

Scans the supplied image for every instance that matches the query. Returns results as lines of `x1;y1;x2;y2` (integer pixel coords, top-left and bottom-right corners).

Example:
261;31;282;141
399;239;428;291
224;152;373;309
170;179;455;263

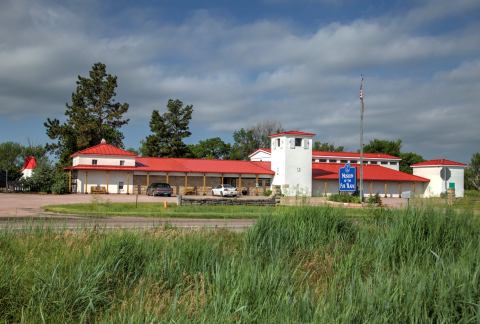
0;0;479;161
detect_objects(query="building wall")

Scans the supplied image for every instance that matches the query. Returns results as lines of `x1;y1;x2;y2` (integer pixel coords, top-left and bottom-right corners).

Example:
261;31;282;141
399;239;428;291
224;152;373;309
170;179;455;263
413;166;464;198
271;136;313;196
249;151;272;162
75;170;134;194
73;155;135;167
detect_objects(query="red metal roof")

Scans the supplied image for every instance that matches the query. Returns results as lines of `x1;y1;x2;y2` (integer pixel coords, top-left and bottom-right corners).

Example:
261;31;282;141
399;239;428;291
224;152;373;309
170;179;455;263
135;157;275;175
249;148;400;160
269;131;316;138
312;163;429;182
411;159;466;167
71;143;136;157
21;156;37;171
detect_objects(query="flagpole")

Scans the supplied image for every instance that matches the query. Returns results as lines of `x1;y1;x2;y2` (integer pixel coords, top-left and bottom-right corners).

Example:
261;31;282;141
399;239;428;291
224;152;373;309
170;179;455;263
359;75;365;203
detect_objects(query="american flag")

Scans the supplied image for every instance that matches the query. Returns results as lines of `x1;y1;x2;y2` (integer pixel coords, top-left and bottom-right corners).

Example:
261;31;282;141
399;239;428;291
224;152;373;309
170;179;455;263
359;75;364;100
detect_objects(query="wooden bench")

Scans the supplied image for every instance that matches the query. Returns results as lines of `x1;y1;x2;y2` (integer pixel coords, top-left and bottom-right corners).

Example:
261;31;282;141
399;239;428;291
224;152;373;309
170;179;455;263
183;186;196;195
91;186;107;194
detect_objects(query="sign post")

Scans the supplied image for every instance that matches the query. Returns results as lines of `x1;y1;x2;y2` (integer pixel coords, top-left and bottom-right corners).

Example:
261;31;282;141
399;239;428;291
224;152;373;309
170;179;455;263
339;163;357;193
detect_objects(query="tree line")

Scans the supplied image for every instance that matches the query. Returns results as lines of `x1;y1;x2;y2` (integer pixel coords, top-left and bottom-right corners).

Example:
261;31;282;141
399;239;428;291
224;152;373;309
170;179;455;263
1;62;479;192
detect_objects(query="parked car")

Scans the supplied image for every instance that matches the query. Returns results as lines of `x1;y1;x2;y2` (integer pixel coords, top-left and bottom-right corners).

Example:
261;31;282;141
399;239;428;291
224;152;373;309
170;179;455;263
147;183;173;196
211;184;238;197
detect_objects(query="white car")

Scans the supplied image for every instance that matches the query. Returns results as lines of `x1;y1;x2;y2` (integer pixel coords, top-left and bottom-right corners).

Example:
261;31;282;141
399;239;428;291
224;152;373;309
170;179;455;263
212;184;238;197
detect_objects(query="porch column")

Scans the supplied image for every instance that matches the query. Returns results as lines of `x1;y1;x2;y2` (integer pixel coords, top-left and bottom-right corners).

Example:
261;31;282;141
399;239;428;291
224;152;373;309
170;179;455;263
203;174;206;194
126;173;130;194
221;174;224;184
384;183;388;196
324;182;327;196
106;171;109;194
68;170;72;193
84;171;88;194
369;182;373;195
239;174;242;189
398;183;402;197
184;174;188;187
166;173;169;183
256;175;259;187
146;172;150;186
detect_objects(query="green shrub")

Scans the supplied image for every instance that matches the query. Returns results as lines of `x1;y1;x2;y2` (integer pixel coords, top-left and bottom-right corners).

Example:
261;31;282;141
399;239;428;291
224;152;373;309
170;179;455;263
367;193;382;205
263;189;272;196
328;193;360;203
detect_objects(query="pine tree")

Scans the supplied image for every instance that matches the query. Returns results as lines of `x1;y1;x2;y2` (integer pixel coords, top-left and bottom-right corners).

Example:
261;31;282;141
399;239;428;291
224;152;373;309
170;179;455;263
44;63;129;166
140;99;193;157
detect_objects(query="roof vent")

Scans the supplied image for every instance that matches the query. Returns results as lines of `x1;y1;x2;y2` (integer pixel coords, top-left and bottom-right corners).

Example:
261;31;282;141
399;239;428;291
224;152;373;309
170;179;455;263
100;138;107;144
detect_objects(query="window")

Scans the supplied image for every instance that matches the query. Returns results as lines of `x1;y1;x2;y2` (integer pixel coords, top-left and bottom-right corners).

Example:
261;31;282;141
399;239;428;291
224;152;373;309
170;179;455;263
92;159;97;165
319;159;327;162
303;139;309;149
381;161;388;165
340;160;348;163
120;160;125;166
350;160;357;164
277;138;281;148
390;162;398;165
118;182;124;190
295;138;302;147
265;179;271;186
370;161;378;164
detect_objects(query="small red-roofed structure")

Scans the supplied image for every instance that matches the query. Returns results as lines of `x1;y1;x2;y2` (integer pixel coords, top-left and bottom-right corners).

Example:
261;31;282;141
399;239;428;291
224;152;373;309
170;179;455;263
21;156;37;178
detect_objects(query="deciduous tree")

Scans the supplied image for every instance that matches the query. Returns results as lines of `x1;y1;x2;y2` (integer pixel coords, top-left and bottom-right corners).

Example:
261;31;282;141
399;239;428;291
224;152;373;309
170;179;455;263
465;152;480;190
230;121;283;160
189;137;231;159
313;141;344;152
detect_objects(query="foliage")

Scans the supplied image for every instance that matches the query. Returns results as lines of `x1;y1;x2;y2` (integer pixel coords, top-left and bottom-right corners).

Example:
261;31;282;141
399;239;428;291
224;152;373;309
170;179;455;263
367;193;382;205
140;99;193;157
20;158;68;194
1;207;479;322
230;121;283;160
0;142;23;181
44;62;129;166
465;152;480;190
189;137;231;159
399;151;424;174
328;193;361;203
313;141;344;152
126;147;139;156
363;139;424;173
364;139;402;157
263;189;273;196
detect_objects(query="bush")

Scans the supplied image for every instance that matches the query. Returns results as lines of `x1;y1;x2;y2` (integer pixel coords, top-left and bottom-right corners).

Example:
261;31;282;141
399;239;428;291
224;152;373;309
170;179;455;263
51;170;69;194
367;193;382;206
328;193;360;203
263;189;272;196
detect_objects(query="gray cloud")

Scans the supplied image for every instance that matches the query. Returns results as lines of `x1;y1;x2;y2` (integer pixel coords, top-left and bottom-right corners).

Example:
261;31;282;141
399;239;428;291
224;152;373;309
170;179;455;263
0;0;479;161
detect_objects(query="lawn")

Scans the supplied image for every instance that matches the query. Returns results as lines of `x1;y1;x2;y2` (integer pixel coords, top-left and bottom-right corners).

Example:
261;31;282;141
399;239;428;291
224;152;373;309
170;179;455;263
43;202;278;219
1;206;479;322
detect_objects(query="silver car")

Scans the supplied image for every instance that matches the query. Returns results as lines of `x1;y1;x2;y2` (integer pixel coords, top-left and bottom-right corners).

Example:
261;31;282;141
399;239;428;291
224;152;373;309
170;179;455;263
211;184;238;197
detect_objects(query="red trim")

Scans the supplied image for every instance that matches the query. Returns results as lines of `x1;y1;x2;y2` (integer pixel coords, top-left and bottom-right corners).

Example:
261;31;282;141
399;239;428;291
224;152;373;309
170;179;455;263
411;159;466;167
269;130;315;138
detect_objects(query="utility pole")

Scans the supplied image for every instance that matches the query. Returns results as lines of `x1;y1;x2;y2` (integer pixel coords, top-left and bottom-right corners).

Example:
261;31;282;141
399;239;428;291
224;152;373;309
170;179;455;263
359;76;365;203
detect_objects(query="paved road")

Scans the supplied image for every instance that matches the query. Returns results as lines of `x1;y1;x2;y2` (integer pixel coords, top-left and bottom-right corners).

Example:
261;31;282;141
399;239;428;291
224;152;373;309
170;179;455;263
0;193;254;230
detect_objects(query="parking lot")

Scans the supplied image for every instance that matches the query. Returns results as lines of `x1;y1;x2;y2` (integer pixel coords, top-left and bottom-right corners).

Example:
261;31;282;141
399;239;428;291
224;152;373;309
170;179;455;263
0;193;177;217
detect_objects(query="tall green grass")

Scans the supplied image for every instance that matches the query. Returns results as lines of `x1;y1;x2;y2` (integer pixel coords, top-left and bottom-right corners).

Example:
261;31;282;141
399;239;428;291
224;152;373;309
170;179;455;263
1;206;479;322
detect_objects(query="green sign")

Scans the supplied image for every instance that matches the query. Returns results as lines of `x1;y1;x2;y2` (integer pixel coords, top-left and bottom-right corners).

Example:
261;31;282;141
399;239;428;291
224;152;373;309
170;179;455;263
449;182;455;189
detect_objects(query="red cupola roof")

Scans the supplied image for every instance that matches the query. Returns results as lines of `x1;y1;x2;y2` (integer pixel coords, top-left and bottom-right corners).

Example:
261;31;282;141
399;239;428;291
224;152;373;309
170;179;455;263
21;156;37;171
70;140;136;157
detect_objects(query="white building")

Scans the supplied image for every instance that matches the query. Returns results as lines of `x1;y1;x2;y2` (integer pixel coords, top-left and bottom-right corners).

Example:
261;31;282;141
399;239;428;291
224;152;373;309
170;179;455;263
412;159;466;198
65;131;465;199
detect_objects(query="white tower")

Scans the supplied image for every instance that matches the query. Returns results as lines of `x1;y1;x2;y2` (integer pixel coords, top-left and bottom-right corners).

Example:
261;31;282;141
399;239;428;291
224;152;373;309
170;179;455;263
270;131;314;196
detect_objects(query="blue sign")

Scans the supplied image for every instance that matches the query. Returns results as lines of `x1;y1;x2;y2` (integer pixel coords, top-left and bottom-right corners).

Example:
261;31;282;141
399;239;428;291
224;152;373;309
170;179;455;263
339;163;356;192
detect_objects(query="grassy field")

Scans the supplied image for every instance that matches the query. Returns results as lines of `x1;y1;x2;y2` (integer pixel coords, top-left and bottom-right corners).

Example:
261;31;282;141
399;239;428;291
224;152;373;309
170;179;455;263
1;206;479;322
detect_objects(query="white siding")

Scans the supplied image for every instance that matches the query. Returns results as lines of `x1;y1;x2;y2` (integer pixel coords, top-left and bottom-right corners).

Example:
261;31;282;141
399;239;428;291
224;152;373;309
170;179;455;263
413;166;464;198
